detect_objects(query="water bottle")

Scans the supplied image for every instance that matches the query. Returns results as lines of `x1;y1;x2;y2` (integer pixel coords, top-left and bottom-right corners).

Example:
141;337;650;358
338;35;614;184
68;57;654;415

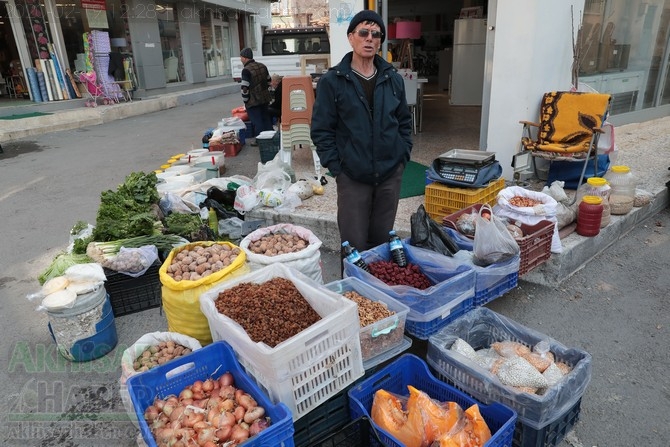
388;230;407;267
342;241;370;273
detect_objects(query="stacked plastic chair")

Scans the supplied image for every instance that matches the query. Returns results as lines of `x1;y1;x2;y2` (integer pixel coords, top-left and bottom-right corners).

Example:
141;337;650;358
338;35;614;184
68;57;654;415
280;76;321;178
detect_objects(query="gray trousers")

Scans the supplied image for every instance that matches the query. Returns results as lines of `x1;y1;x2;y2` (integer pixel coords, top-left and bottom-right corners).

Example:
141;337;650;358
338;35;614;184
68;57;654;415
336;163;405;254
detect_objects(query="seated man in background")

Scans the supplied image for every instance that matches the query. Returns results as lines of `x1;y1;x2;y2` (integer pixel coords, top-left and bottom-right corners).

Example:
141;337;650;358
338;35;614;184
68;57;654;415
268;74;283;124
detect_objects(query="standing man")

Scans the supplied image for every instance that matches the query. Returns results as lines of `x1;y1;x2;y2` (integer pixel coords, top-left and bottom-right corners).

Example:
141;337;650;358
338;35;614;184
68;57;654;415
311;10;413;259
239;48;273;146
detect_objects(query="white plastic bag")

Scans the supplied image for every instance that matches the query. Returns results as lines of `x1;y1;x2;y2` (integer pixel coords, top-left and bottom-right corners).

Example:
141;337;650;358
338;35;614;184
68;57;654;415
253;157;292;192
64;263;107;283
240;223;324;283
119;331;202;426
233;184;261;214
274;190;302;214
495;186;563;253
103;245;158;277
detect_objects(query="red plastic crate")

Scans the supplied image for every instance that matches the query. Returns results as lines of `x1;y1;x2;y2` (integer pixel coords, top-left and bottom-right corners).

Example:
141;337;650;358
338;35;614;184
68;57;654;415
517;220;554;276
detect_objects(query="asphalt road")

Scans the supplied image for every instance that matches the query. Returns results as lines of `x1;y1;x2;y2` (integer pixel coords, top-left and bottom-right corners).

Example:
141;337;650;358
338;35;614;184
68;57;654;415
0;94;668;447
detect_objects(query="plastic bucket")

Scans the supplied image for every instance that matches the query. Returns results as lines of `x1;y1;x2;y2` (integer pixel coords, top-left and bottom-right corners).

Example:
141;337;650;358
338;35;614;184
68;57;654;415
46;287;118;362
194;153;224;180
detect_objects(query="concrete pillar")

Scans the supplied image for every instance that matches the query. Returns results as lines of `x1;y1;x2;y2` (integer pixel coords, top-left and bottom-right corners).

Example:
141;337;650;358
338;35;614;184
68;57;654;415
177;2;206;84
126;0;166;90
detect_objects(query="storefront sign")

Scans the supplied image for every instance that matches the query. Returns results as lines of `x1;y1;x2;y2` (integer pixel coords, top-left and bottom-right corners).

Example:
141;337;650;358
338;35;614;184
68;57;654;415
81;0;106;10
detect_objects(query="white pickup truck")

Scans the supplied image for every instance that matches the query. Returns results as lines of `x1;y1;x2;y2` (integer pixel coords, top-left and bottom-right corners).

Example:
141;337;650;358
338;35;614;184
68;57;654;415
232;27;330;81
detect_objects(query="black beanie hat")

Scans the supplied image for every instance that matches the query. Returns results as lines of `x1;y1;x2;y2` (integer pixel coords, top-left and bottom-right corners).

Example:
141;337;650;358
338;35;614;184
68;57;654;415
347;10;386;43
240;48;253;59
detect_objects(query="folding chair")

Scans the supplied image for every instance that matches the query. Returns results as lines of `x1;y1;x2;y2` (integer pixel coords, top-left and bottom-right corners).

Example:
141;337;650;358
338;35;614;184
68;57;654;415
514;91;612;204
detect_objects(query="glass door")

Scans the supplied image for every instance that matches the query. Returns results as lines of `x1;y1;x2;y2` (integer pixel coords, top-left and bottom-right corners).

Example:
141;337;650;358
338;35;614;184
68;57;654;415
212;22;231;77
202;12;231;79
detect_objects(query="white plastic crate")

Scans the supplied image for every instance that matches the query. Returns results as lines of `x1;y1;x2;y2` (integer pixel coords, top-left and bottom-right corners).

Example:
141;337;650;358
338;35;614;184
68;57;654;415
325;277;410;367
200;263;364;421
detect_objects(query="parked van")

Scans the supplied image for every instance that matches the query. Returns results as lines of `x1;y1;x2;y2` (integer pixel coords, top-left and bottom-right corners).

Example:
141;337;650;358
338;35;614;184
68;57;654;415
232;27;330;81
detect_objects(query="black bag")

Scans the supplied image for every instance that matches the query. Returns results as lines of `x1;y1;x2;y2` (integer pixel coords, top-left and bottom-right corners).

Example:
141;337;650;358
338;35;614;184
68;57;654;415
410;205;459;257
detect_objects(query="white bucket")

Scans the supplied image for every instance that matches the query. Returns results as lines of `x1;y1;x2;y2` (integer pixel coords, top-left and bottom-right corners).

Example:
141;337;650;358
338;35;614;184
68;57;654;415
157;180;192;195
194;153;225;180
165;165;193;174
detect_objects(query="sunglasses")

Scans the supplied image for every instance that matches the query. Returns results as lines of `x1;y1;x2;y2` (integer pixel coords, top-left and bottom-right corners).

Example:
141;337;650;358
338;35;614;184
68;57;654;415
354;28;383;39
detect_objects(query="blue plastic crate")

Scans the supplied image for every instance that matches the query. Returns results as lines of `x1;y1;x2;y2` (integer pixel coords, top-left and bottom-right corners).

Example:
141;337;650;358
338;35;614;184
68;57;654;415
404;292;473;340
127;341;295;447
306;417;385;447
513;398;581;447
475;271;519;307
348;354;516;447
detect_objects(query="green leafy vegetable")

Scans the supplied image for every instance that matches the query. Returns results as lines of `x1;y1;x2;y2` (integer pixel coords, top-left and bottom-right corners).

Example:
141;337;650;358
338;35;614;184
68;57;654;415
92;172;161;242
164;212;204;240
38;252;93;285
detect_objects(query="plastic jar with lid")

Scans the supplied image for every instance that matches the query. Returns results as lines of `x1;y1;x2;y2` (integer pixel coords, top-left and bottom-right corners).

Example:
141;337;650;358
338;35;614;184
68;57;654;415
604;165;636;215
582;177;611;227
577;195;604;237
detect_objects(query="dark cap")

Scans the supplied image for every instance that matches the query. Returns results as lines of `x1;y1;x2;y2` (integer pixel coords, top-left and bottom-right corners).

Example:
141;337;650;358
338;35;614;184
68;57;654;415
240;48;253;59
347;10;386;43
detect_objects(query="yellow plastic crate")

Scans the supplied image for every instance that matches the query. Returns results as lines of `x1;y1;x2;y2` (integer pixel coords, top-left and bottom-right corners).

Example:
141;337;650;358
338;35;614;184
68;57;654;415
424;177;506;221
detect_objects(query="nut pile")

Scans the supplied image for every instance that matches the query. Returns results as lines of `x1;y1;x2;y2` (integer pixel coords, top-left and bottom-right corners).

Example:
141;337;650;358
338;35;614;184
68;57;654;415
508;196;542;207
134;341;192;372
214;277;321;347
166;244;240;281
343;290;403;360
247;233;309;256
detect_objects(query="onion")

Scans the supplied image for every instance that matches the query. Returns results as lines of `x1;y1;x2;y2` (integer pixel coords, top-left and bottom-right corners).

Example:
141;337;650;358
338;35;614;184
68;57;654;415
219;385;236;400
218;372;234;388
192;420;208;432
233;405;245;422
154;398;166;411
248;418;270;437
192;380;203;394
219;398;235;412
243;406;265;424
179;388;193;401
144;405;159;423
237;393;257;411
196;427;217;446
216;425;232;442
169;405;185;423
162;402;176;418
202;378;215;393
230;424;250;444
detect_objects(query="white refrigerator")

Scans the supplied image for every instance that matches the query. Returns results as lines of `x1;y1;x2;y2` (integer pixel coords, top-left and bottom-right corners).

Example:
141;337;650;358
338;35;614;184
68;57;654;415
450;18;487;106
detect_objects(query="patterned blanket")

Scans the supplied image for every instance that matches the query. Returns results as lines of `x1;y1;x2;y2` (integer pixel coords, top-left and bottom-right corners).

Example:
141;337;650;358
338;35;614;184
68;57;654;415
522;91;611;158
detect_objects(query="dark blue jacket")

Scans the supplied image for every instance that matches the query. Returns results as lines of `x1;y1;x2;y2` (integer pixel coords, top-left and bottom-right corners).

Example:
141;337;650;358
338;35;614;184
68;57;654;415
311;53;413;185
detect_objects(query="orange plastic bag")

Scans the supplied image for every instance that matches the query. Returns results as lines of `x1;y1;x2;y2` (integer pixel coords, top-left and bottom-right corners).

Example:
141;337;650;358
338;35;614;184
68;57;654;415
232;105;248;121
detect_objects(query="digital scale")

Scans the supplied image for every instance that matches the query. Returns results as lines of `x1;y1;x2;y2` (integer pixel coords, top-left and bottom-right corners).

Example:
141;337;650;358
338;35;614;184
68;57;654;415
434;149;497;184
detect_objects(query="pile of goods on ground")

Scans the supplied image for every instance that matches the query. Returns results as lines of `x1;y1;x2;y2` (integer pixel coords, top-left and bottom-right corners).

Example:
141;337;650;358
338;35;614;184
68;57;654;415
450;338;572;395
143;372;271;446
371;385;491;447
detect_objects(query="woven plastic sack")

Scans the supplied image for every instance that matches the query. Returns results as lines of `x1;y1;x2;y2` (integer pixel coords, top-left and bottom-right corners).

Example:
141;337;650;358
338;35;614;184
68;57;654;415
240;223;324;283
159;241;249;345
119;331;202;426
494;186;562;253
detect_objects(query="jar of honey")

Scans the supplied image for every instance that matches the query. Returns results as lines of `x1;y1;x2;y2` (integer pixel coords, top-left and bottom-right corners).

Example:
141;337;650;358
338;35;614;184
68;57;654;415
577;195;604;237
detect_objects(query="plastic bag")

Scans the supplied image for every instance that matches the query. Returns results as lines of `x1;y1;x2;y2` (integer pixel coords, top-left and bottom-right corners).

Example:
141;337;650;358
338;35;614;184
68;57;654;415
67;222;94;253
159;192;199;214
64;263;106;283
409;205;459;257
473;205;520;266
233;184;261;214
103;245;158;277
495;186;562;253
219;217;244;240
119;331;202;426
274;190;302;214
253;156;292;192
